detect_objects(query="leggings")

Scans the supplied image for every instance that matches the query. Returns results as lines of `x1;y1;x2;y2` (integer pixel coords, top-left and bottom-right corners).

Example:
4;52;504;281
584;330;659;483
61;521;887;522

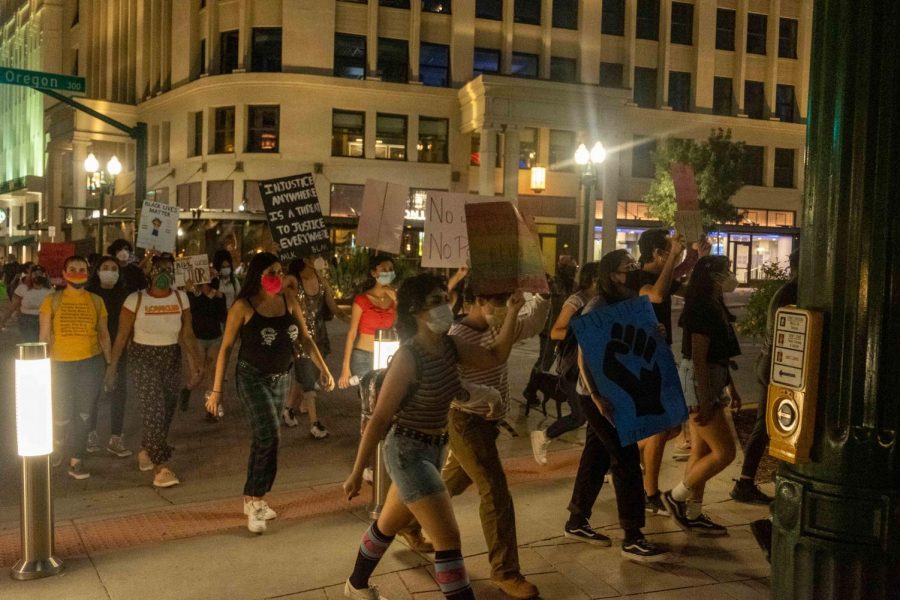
128;342;181;465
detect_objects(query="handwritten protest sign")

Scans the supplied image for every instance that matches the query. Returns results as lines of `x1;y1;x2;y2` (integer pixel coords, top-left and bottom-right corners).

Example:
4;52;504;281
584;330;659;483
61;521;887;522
675;210;704;243
357;179;407;255
136;200;179;253
38;242;75;283
174;255;210;288
257;173;331;262
465;201;550;295
670;163;699;211
572;296;687;446
422;192;499;268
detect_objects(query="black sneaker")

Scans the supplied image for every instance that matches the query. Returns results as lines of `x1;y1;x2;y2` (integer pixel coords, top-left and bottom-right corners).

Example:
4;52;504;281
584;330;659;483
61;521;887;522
564;521;612;546
685;513;728;537
660;490;691;532
730;480;774;505
645;492;670;516
522;388;540;407
621;537;669;562
179;388;191;412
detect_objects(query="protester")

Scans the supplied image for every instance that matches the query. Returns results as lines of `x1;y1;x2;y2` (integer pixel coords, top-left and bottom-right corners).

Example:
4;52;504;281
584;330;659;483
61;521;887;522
181;276;228;420
39;256;111;480
212;249;241;309
341;273;525;600
107;239;148;293
3;254;19;299
661;256;741;536
105;255;203;488
0;263;53;341
206;252;334;534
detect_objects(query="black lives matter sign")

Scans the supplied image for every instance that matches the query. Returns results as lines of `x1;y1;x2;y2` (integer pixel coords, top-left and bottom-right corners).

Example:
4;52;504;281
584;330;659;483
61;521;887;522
258;173;332;262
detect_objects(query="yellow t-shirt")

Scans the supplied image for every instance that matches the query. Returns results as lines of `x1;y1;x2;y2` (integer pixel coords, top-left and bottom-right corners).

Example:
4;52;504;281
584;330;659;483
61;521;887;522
39;289;108;362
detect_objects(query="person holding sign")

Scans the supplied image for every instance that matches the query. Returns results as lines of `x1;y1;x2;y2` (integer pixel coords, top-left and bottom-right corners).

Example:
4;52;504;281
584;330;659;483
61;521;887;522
661;256;742;536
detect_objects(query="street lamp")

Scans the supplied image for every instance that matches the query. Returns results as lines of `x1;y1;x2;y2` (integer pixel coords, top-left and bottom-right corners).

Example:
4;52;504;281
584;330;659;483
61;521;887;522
530;166;547;194
575;142;606;264
84;153;121;254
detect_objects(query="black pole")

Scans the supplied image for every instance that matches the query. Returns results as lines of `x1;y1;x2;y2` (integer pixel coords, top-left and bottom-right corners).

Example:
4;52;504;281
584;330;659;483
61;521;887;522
133;122;147;237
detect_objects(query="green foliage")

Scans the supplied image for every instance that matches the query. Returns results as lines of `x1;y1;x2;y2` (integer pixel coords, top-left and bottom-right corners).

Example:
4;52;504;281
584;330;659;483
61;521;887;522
331;247;418;299
644;128;746;226
737;261;791;339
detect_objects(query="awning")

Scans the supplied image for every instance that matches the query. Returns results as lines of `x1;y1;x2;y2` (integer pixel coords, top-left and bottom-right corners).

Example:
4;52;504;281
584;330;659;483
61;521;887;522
0;235;36;246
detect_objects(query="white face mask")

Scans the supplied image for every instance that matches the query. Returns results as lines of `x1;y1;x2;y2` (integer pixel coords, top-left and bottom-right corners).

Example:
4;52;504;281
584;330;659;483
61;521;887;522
425;303;454;334
377;271;396;286
219;267;231;277
116;249;130;263
719;272;739;293
98;271;120;286
313;257;327;271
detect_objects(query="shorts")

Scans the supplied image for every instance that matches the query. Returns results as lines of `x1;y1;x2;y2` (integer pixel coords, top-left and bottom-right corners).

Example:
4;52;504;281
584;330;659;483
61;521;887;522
678;358;730;411
293;356;320;392
382;426;448;503
350;348;374;379
196;337;222;351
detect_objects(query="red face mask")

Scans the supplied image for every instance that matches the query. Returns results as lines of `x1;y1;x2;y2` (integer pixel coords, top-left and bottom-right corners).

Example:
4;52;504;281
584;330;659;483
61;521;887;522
261;274;282;294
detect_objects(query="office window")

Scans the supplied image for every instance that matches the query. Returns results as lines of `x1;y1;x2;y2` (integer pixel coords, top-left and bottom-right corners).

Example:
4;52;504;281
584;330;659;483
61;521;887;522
744;80;766;119
776;84;797;123
207;180;234;210
376;114;407;160
519;128;539;169
602;0;625;35
549;130;575;171
473;47;500;76
511;52;539;78
670;2;693;45
213;107;235;153
199;39;207;75
418;117;448;163
716;9;735;51
247;106;279;153
422;0;451;13
779;18;798;58
553;0;578;29
713;77;733;115
632;136;656;178
334;34;366;79
668;71;691;112
378;38;409;83
476;0;502;20
250;28;282;72
420;43;450;87
332;111;365;157
220;30;239;73
634;67;657;108
636;0;659;41
380;0;410;7
550;57;577;83
599;62;624;87
743;145;765;186
774;149;795;188
190;111;203;156
514;0;540;24
747;13;767;55
768;210;794;227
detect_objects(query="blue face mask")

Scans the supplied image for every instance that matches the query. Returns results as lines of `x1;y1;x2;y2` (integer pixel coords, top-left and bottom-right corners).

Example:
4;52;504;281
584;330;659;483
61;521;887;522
377;271;396;285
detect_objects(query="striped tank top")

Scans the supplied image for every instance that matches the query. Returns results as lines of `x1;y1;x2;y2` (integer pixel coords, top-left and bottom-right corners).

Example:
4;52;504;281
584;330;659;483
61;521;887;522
395;336;466;431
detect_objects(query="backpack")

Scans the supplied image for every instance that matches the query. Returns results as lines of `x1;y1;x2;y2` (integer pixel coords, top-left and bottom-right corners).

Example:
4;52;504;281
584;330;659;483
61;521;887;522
358;340;427;427
551;305;586;382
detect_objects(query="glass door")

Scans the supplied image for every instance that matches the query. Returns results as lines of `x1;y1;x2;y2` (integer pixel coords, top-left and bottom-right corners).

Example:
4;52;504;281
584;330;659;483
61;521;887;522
729;240;752;284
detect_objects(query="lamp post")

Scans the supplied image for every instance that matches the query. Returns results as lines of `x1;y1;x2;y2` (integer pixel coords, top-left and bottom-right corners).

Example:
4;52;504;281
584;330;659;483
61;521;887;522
83;153;121;254
368;328;400;520
574;142;606;265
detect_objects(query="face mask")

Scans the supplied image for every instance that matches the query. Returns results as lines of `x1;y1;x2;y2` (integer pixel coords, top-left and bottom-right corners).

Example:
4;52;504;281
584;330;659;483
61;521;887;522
720;272;739;293
261;274;283;294
486;306;508;327
32;275;47;286
116;249;130;263
219;267;231;277
99;271;120;286
313;257;327;271
425;303;454;334
152;271;173;290
64;273;88;289
377;271;396;286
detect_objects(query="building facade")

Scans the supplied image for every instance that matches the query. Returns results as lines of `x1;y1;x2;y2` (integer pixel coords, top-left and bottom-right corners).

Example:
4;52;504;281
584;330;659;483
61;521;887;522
0;0;810;281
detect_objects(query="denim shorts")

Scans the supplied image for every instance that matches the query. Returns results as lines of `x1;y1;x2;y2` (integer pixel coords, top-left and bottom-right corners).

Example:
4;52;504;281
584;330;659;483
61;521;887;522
382;426;448;503
678;359;730;410
350;348;374;379
293;356;320;392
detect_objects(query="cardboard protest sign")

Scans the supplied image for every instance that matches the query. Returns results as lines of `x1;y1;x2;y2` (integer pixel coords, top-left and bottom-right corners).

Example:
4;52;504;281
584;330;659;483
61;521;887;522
572;295;687;446
174;255;211;288
357;179;407;255
38;242;75;282
258;173;331;262
422;192;500;268
675;210;704;243
465;201;550;295
670;163;699;210
136;200;179;253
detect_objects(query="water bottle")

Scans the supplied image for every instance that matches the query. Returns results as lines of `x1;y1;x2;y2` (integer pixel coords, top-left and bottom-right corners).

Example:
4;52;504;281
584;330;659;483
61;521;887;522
217;403;225;418
349;375;360;386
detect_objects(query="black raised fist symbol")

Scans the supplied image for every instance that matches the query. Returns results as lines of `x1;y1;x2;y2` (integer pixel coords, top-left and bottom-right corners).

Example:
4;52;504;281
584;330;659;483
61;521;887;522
602;323;665;416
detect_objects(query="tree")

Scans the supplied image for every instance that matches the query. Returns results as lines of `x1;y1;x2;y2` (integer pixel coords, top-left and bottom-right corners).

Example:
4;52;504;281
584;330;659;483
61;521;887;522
643;128;747;226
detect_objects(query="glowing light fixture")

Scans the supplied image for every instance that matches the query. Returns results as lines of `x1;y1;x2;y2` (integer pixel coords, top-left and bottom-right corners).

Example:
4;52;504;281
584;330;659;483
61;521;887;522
106;155;122;176
15;344;52;457
373;329;400;370
574;143;590;166
590;142;607;164
83;153;99;174
530;166;547;193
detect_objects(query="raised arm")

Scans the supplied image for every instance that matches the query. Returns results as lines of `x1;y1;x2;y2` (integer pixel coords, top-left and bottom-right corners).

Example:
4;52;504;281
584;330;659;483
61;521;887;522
514;294;551;342
453;290;525;368
639;235;686;303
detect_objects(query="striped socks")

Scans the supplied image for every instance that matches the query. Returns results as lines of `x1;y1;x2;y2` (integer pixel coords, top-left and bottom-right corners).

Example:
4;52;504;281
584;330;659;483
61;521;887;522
434;549;474;599
349;522;394;590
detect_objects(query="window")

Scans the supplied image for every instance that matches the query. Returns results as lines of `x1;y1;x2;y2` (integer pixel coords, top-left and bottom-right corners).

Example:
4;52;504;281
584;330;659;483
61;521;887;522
550;57;577;83
668;71;691;112
378;38;409;83
514;0;540;25
549;130;575;171
334;34;366;79
747;13;767;55
376;114;407;160
636;0;659;41
332;110;365;157
776;84;797;123
380;0;410;7
713;77;733;115
422;0;451;13
716;9;735;51
602;0;625;36
247;106;279;153
634;67;657;108
774;148;795;188
474;48;500;75
250;28;282;72
744;80;766;119
476;0;502;20
519;128;539;169
599;62;624;87
511;52;539;78
552;0;578;29
206;180;234;210
177;182;201;210
420;43;450;87
418;117;448;163
779;18;798;59
199;39;207;75
220;30;239;73
190;111;203;157
213;107;235;153
632;136;656;178
743;145;765;186
671;3;693;45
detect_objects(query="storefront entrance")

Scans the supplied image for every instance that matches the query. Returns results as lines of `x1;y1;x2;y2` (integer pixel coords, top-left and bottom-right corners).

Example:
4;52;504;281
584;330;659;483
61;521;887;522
729;239;752;284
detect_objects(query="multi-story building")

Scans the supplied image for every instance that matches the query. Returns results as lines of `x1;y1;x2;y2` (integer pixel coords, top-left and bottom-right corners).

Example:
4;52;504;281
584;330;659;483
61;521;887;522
0;0;810;282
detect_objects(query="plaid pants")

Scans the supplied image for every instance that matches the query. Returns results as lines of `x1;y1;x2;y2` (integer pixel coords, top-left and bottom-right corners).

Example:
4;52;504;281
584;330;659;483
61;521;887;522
236;360;291;497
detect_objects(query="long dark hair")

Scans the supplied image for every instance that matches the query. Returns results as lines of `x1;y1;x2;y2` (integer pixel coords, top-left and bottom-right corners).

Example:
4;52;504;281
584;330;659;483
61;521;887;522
577;261;601;291
396;273;446;341
213;249;237;288
360;253;395;294
679;255;735;325
597;250;634;303
87;255;125;290
237;252;280;301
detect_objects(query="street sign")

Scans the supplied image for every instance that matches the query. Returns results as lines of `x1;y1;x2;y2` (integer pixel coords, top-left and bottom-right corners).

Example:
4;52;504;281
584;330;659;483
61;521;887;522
0;66;86;95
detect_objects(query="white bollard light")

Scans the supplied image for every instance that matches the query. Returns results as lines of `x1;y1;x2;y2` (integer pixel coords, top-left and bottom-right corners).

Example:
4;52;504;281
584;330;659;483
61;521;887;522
369;328;400;519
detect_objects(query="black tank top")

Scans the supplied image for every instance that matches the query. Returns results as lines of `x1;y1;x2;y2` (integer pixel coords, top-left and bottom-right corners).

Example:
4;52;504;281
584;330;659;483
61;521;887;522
238;295;299;374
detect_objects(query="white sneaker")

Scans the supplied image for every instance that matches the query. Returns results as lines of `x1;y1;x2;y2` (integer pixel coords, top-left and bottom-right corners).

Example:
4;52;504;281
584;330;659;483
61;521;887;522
281;407;299;428
344;579;384;599
246;501;268;534
243;498;277;520
531;430;550;465
310;421;329;439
